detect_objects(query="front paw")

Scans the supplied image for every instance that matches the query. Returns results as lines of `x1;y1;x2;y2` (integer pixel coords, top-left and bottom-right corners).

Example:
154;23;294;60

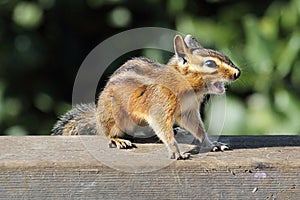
211;141;231;152
170;152;191;160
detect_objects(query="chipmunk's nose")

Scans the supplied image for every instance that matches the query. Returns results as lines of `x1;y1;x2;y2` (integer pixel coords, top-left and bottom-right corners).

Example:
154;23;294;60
233;69;241;80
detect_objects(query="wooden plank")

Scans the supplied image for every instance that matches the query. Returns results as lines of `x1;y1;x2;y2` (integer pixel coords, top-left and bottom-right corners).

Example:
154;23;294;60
0;135;299;199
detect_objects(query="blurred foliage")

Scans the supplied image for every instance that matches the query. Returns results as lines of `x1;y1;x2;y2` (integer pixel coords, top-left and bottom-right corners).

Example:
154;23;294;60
0;0;299;135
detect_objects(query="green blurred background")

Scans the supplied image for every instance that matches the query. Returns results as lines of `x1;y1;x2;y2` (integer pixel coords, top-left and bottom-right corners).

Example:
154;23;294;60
0;0;299;135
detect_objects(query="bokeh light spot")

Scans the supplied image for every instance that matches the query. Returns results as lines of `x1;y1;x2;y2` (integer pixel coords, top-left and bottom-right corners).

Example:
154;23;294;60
108;7;131;28
13;2;43;29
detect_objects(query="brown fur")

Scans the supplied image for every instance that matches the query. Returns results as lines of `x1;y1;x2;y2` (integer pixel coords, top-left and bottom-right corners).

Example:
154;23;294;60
94;35;240;159
53;34;240;159
62;120;76;135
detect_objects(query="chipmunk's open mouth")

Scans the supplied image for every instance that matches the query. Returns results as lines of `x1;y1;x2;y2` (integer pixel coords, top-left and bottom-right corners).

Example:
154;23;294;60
209;81;225;94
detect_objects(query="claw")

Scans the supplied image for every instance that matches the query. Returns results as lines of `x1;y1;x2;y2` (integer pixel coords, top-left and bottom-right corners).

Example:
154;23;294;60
170;152;191;160
178;152;191;160
109;138;136;149
211;141;231;152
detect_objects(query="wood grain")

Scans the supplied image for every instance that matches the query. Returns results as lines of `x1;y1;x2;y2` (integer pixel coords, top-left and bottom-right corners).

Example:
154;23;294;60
0;135;299;199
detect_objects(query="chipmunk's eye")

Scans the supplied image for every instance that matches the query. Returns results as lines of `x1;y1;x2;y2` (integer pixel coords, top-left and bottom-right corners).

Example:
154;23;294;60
204;60;218;68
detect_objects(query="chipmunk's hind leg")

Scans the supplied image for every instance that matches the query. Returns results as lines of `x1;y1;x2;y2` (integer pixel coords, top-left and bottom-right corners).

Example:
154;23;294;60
109;138;136;149
108;124;136;149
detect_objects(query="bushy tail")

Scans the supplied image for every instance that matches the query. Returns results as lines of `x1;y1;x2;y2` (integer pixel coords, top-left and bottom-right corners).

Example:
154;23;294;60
51;103;97;135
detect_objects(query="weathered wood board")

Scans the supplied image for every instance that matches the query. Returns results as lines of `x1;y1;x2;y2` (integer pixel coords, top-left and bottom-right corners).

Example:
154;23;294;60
0;135;299;199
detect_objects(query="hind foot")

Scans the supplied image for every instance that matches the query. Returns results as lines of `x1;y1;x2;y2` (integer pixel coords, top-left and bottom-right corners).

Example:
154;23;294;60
109;138;136;149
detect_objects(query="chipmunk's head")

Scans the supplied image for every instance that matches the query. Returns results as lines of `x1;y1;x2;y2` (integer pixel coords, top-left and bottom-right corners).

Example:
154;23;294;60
170;34;240;94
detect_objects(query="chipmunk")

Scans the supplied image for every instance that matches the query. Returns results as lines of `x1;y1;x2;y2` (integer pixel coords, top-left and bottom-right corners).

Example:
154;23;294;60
52;34;240;159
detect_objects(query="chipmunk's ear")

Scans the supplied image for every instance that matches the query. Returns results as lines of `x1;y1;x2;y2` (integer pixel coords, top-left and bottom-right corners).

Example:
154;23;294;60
184;34;202;49
174;34;192;63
